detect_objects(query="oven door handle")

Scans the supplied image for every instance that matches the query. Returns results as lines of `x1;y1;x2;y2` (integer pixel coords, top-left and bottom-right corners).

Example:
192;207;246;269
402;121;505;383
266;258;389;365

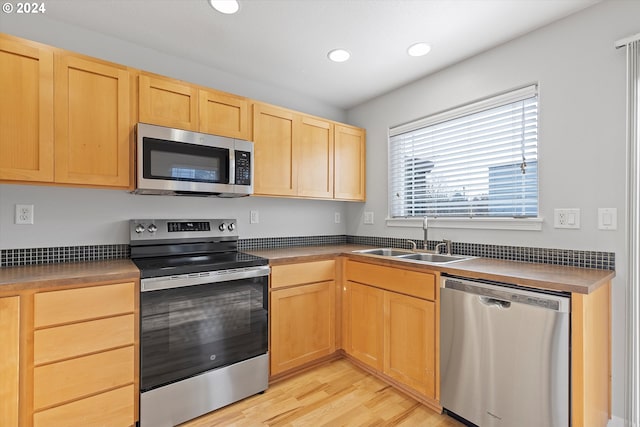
140;265;270;292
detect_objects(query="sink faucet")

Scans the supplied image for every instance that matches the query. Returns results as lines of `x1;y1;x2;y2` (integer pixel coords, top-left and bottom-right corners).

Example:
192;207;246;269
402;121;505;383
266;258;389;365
406;240;417;251
422;217;428;250
435;239;452;255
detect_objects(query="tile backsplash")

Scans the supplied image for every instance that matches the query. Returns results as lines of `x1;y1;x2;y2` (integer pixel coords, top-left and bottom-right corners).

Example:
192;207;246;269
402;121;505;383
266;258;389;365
0;235;615;270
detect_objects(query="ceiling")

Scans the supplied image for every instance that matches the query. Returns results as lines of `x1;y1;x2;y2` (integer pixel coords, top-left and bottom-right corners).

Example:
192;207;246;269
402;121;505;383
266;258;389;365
41;0;600;110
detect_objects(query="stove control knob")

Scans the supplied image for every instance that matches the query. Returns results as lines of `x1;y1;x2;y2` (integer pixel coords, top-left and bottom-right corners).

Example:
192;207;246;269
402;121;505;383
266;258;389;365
228;223;236;231
219;223;226;232
147;224;158;233
134;224;145;234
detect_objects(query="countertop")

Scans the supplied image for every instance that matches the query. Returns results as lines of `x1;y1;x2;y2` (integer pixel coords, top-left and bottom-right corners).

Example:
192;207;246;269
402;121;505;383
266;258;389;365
0;245;615;295
0;259;140;292
247;245;615;294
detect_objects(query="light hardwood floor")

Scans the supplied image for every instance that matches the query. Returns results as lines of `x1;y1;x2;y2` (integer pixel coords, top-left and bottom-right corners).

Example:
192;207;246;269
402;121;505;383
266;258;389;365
181;359;463;427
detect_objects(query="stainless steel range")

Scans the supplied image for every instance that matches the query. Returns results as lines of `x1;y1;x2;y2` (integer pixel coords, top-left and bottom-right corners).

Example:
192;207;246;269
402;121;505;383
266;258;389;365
130;219;269;427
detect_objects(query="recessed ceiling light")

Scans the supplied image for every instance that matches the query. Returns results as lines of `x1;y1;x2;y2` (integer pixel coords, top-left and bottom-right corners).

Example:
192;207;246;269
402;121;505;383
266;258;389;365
208;0;239;14
407;42;432;57
327;49;351;63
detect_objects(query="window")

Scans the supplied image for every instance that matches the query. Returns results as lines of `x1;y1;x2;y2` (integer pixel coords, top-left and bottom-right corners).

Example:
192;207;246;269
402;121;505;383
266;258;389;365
389;85;538;219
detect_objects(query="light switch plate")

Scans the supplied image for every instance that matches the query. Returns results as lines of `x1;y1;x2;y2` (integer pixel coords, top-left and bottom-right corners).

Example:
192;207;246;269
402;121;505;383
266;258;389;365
364;211;374;225
598;208;617;230
250;210;259;224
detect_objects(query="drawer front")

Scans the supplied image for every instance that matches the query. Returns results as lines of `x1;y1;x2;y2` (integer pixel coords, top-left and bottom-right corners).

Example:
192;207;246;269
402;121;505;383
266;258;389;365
33;346;134;410
271;259;335;289
345;261;435;301
33;384;135;427
34;282;135;327
34;314;135;365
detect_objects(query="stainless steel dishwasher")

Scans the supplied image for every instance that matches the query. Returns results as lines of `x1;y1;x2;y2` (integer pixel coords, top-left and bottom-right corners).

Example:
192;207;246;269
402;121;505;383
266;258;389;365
440;276;570;427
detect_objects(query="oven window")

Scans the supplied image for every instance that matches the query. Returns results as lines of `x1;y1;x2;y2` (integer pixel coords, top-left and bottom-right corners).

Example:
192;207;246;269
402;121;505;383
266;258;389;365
143;137;229;184
140;276;268;392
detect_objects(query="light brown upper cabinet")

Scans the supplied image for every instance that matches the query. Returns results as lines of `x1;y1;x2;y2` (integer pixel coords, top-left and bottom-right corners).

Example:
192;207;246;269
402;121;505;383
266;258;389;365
139;73;251;140
138;73;199;131
335;124;366;201
0;35;54;182
253;101;366;201
199;89;251;140
252;103;298;196
0;34;132;189
55;52;132;188
298;116;334;199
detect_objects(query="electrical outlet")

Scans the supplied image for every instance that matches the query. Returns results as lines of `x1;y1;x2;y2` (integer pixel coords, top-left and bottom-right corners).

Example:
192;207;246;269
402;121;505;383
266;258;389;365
15;204;34;225
554;208;580;229
250;210;259;224
334;212;341;224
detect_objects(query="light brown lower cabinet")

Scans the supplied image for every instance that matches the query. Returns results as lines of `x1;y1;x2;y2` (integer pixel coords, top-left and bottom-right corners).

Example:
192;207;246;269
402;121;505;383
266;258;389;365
0;279;139;427
0;296;20;426
342;260;438;404
269;260;337;377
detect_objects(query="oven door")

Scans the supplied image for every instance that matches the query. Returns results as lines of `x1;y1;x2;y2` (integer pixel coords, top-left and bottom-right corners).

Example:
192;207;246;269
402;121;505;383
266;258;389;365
140;266;269;392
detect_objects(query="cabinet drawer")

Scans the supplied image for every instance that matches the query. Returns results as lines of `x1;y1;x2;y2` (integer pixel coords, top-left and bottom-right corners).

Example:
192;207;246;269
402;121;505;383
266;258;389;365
34;314;135;365
345;261;435;301
33;384;135;427
271;260;335;289
34;282;135;327
33;346;134;410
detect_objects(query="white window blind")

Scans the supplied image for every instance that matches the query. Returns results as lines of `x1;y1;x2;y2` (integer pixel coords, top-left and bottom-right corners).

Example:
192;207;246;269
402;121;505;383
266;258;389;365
389;85;538;218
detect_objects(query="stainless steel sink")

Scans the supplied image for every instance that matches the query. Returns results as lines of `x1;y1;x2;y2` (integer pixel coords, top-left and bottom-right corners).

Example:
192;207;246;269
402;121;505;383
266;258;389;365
397;253;470;263
353;248;412;257
352;248;473;264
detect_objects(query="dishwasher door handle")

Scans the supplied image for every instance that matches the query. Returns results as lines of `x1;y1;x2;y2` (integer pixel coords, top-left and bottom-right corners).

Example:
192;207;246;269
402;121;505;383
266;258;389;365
479;296;511;309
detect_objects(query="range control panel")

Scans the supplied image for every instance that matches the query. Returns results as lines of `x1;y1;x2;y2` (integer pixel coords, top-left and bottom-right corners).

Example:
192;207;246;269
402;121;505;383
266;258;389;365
129;219;237;243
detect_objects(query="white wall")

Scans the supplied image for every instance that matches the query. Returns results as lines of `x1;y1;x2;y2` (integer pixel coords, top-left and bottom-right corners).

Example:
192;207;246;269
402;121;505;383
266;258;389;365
0;14;350;248
346;0;639;421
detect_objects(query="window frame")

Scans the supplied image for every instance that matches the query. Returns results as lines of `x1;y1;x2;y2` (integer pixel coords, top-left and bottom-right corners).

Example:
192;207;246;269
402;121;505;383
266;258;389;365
386;84;543;231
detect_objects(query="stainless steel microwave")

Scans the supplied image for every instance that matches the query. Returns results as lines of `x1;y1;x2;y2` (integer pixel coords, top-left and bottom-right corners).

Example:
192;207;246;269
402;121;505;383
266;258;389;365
134;123;253;197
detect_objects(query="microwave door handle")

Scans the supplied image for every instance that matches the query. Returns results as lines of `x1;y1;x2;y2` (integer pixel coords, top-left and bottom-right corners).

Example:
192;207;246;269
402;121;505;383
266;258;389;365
228;148;235;185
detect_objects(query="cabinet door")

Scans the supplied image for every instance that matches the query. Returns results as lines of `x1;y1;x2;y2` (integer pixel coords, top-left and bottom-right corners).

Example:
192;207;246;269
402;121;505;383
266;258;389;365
139;74;198;131
252;103;298;196
0;296;20;426
298;116;334;198
0;36;54;182
199;89;250;139
54;53;131;188
344;281;383;371
384;292;436;399
270;281;335;375
334;124;365;201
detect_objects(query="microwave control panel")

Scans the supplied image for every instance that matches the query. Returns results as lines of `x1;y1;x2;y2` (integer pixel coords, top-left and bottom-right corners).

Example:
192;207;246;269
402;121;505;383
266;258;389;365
235;150;251;185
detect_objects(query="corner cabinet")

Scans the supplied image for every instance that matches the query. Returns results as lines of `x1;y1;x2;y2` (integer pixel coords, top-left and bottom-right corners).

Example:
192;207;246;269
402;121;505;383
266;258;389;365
343;260;439;407
0;35;54;182
334;125;366;201
252;101;366;201
269;260;337;378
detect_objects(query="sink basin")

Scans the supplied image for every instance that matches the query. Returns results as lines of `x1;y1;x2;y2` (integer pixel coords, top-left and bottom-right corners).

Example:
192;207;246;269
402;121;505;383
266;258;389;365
397;253;470;263
353;248;412;257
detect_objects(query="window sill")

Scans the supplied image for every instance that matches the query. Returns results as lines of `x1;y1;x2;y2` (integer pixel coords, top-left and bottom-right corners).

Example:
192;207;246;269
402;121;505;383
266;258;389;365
385;217;544;231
